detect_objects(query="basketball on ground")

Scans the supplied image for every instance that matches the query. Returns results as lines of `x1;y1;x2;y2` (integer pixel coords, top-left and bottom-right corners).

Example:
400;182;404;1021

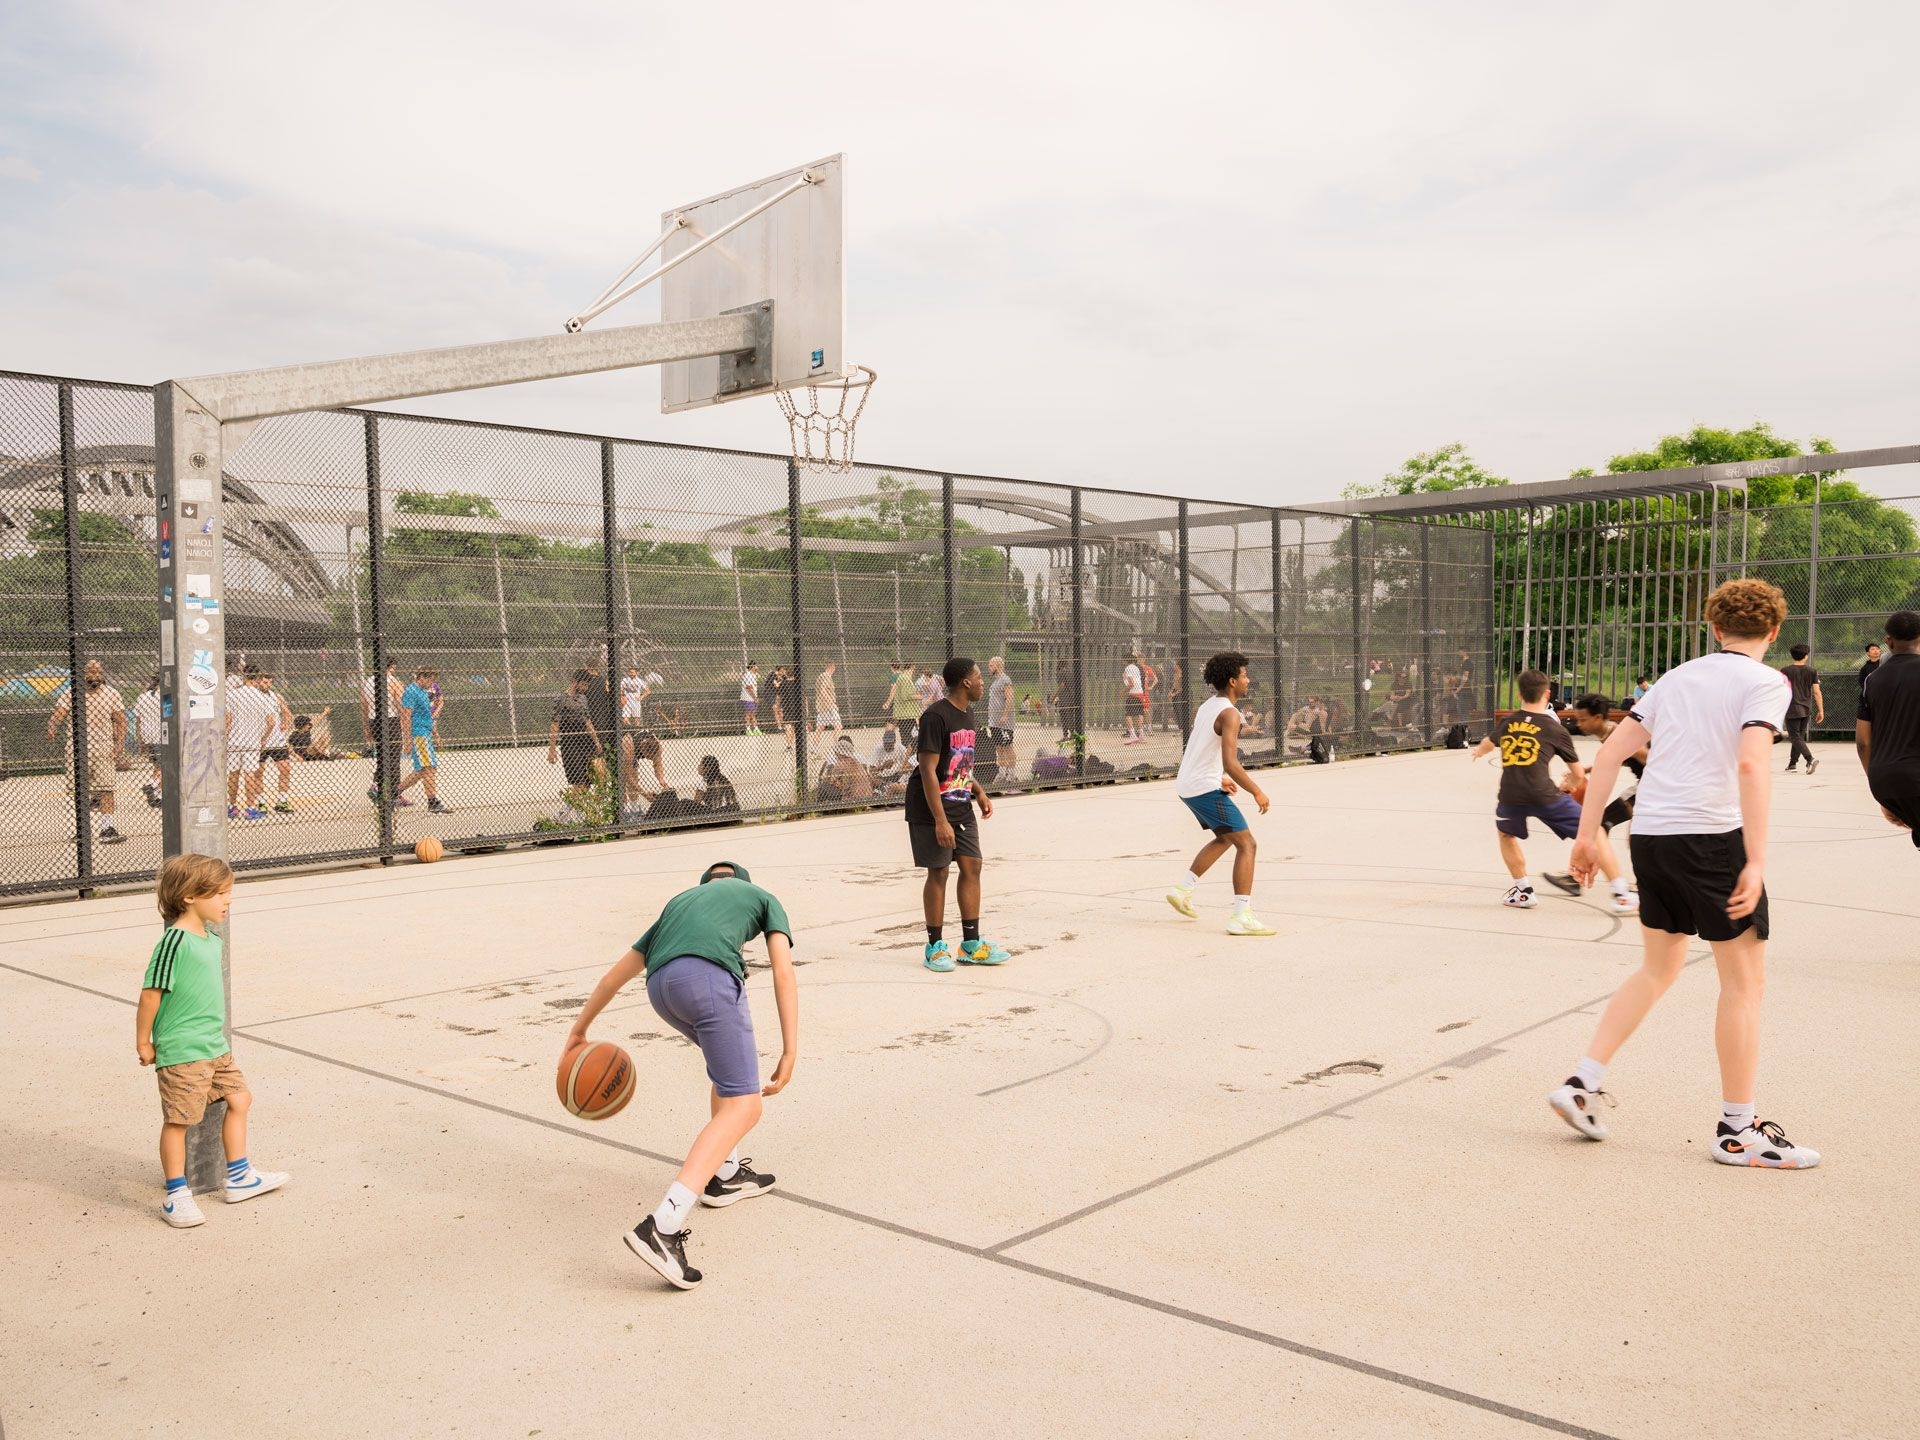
415;836;444;863
558;1041;636;1121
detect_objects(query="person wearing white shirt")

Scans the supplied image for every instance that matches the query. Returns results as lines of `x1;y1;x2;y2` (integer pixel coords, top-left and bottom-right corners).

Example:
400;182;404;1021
133;675;165;807
1121;655;1147;745
1163;652;1274;936
1552;578;1820;1170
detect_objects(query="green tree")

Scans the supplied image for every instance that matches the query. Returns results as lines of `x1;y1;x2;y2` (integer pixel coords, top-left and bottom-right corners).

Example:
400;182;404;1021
1345;443;1509;501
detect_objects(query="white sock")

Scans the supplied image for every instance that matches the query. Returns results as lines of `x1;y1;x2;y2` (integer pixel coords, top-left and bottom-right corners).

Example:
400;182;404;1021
1610;876;1630;895
1180;871;1200;891
716;1150;741;1183
1721;1101;1756;1133
1573;1057;1607;1092
1231;894;1251;915
653;1180;696;1235
1513;878;1534;892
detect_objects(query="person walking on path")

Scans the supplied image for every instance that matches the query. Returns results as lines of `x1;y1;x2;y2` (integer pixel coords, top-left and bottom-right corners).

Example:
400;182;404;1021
51;659;127;845
395;667;451;813
549;669;605;814
1779;643;1823;774
1165;652;1276;936
985;656;1016;777
813;661;842;743
740;662;762;736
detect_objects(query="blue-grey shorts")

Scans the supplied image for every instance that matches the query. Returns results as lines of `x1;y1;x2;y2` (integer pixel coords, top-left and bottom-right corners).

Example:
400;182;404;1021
1181;790;1248;833
645;956;761;1098
1495;795;1582;840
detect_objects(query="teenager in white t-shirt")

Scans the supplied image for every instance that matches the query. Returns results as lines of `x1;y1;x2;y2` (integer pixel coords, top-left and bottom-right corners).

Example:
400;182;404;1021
1553;579;1820;1169
1121;657;1147;744
1164;652;1275;936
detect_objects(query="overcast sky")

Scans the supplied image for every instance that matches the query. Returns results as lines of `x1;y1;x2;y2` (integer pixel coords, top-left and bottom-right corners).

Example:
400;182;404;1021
3;1;1916;506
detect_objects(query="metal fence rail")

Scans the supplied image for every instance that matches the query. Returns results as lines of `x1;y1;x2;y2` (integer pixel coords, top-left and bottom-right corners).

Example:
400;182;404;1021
0;371;1486;899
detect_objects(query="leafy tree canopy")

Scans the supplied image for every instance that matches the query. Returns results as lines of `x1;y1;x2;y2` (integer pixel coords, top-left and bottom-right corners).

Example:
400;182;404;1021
1606;423;1839;507
1345;443;1508;500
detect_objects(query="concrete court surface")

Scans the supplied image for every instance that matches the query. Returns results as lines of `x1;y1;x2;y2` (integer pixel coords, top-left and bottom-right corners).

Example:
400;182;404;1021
0;740;1914;1439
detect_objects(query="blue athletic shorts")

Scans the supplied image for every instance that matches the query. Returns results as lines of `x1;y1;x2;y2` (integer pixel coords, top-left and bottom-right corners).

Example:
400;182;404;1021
646;956;761;1098
409;735;436;771
1181;790;1248;833
1495;795;1582;840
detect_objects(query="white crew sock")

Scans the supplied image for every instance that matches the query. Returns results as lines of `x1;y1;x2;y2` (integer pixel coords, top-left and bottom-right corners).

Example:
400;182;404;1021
1231;894;1251;916
1573;1057;1608;1092
716;1150;741;1183
1180;871;1200;891
1610;876;1630;896
1721;1101;1756;1133
653;1181;697;1235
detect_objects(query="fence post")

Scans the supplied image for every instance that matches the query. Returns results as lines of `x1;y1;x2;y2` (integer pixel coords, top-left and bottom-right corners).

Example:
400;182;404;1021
1483;527;1496;730
601;440;622;822
57;383;93;893
1420;523;1434;740
1807;472;1821;652
788;459;807;805
1270;508;1284;762
1350;520;1366;753
942;474;957;658
364;413;394;863
1070;487;1086;777
1177;500;1193;742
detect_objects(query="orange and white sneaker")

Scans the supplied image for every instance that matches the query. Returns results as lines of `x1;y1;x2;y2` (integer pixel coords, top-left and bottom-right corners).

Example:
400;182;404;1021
1713;1119;1821;1169
1549;1078;1614;1139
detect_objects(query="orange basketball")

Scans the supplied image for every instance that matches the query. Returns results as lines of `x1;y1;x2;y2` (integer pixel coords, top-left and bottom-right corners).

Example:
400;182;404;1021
414;836;444;863
1569;783;1587;805
558;1040;635;1121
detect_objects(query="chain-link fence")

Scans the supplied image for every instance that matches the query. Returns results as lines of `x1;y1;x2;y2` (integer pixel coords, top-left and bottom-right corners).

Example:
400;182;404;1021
3;370;1496;898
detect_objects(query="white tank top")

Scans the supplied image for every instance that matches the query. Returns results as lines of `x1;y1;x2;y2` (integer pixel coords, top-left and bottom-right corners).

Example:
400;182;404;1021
1176;695;1234;798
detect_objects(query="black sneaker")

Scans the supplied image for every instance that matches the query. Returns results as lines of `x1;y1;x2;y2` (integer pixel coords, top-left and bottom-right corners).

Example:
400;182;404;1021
1806;757;1820;775
624;1215;702;1289
701;1158;775;1208
99;826;128;846
1541;872;1582;897
427;798;453;815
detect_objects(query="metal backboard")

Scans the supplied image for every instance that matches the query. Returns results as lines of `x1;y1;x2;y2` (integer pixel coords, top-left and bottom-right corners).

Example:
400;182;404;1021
659;154;846;412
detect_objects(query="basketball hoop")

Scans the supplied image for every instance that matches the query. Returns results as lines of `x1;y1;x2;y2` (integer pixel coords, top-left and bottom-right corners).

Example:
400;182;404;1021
776;365;876;474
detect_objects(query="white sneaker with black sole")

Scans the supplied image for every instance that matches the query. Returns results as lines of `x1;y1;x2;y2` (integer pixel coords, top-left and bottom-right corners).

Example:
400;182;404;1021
1503;884;1538;909
1713;1118;1821;1169
625;1215;702;1289
1548;1078;1613;1139
701;1159;775;1208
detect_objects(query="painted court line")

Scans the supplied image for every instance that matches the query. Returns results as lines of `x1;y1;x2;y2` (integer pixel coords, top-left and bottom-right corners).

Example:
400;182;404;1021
1;954;1618;1440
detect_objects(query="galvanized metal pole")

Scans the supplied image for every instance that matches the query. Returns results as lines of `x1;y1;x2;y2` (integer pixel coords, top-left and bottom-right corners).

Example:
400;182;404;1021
1483;525;1496;726
941;475;957;659
58;384;94;894
788;459;807;804
1070;488;1086;777
153;380;231;1194
1350;520;1366;752
1807;472;1822;653
1177;500;1193;743
365;414;395;863
1270;508;1284;762
1420;523;1434;739
491;539;518;745
347;522;367;684
600;440;621;812
1520;505;1535;685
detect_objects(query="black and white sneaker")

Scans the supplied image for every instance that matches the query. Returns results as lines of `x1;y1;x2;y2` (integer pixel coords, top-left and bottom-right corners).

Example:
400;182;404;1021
427;798;454;815
1548;1078;1614;1140
1713;1118;1822;1169
701;1159;775;1208
624;1215;702;1289
1806;757;1820;775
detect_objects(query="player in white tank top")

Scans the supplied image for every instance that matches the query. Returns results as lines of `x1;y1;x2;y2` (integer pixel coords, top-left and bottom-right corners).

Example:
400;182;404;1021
1165;653;1275;936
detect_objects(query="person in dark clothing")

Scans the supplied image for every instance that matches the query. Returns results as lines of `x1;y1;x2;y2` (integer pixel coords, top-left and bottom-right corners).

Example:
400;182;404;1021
1779;643;1823;774
1855;611;1920;845
1859;642;1882;690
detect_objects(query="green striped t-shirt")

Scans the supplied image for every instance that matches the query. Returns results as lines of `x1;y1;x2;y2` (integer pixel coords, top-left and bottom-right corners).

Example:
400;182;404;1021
143;927;228;1068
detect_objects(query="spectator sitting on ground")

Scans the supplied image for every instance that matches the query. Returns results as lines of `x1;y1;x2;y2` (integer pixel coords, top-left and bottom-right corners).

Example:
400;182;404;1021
816;735;874;804
695;755;740;814
289;709;346;761
1019;692;1041;717
869;722;910;779
1238;702;1266;737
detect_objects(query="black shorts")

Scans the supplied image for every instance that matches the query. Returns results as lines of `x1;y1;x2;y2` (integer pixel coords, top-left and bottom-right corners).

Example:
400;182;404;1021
1125;696;1146;717
986;726;1014;747
1868;771;1920;849
1628;830;1768;942
559;737;598;787
261;746;290;763
909;807;981;868
144;744;164;767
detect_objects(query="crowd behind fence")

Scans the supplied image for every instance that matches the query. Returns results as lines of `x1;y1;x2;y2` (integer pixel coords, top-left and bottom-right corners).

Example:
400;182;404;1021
1;372;1494;899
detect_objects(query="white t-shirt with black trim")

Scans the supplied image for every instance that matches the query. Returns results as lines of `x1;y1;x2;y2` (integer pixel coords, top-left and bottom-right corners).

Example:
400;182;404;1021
1627;650;1790;836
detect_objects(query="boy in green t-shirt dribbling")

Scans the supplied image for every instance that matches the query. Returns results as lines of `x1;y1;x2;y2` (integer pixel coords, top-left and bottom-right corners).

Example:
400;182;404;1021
566;860;799;1290
136;853;289;1229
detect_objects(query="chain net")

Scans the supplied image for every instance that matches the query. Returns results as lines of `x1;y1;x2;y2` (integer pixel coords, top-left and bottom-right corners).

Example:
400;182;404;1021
776;366;875;474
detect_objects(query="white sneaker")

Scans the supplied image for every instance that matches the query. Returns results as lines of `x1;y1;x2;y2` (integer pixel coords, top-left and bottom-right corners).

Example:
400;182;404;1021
1502;884;1538;909
1549;1080;1613;1140
1225;910;1276;936
161;1188;206;1228
1609;889;1639;914
224;1167;289;1203
1166;885;1199;919
1713;1119;1821;1169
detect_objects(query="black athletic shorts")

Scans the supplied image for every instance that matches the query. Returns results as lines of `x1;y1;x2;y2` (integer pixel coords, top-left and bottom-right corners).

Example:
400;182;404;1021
1628;829;1768;942
986;726;1014;748
909;807;981;868
559;736;598;787
1868;771;1920;849
1601;792;1635;832
261;746;290;763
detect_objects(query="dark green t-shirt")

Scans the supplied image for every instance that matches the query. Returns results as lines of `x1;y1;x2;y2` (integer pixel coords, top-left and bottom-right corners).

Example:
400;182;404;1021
143;926;228;1067
634;878;793;981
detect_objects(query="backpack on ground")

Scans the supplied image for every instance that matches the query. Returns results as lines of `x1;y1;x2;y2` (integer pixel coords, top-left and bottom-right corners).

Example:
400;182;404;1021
1445;723;1468;749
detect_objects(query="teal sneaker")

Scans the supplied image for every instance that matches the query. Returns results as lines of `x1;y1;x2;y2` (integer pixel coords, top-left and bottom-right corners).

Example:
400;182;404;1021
956;938;1011;966
923;941;957;973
